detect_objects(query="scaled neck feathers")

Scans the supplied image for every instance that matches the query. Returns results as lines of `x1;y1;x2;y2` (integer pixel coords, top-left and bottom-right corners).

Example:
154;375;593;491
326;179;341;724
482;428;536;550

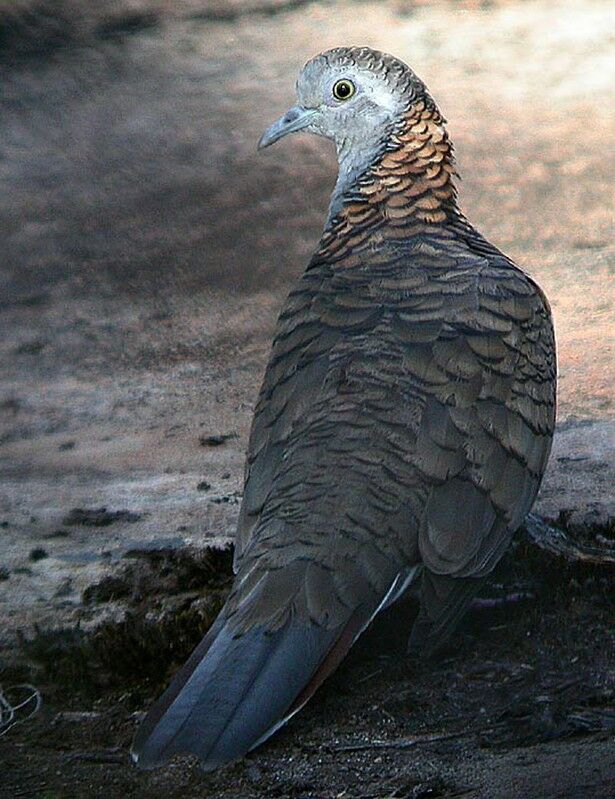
319;100;460;262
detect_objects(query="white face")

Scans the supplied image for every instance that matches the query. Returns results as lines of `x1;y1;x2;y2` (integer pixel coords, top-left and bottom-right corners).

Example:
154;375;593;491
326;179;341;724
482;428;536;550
296;61;403;145
257;48;421;219
257;50;414;177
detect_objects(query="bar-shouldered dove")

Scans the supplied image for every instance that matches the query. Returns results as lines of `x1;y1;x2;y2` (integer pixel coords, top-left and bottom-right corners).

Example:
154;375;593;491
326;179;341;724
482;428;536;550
132;47;556;771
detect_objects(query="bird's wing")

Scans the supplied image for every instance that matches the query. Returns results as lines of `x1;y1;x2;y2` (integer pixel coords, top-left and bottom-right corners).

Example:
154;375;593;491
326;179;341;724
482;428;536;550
233;264;347;570
393;238;556;653
411;258;556;580
237;241;555;586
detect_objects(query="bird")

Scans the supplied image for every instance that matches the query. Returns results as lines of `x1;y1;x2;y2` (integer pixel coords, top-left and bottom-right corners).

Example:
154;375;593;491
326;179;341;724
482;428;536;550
132;46;556;772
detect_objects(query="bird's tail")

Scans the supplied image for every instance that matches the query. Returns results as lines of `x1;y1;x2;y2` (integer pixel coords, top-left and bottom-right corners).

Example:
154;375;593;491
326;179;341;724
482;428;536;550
131;564;412;771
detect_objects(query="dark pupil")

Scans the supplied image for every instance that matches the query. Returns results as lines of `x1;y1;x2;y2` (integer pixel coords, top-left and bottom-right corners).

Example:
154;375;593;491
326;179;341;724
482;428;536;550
336;82;351;98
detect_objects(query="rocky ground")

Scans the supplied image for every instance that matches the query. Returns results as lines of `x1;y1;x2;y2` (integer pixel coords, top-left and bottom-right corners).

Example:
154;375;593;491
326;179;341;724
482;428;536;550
0;1;613;797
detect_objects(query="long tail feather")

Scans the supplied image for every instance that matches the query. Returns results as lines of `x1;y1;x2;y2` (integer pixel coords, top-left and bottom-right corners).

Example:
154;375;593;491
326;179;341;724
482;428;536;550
132;605;366;770
131;562;418;770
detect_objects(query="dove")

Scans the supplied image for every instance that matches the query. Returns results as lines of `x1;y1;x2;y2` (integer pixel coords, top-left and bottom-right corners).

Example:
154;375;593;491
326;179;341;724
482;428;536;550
132;46;556;771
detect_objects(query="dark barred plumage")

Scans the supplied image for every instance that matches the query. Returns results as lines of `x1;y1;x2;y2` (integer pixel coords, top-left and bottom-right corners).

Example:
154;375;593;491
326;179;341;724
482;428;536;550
133;46;556;772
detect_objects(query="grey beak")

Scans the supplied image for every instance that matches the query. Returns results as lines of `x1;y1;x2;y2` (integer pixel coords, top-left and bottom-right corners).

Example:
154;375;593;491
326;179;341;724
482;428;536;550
258;105;317;150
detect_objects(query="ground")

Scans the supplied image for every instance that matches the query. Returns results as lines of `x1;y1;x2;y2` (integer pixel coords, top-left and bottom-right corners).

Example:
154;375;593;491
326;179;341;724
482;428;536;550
0;1;613;797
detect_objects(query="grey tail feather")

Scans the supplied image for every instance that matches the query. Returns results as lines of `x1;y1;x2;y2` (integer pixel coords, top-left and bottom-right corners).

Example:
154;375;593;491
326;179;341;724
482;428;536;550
131;604;370;771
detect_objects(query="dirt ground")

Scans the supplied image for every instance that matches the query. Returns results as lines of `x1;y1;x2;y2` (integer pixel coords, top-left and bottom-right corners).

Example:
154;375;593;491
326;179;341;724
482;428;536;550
0;1;613;797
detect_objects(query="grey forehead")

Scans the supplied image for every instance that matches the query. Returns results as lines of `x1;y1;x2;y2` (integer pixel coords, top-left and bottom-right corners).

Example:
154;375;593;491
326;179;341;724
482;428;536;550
298;47;422;97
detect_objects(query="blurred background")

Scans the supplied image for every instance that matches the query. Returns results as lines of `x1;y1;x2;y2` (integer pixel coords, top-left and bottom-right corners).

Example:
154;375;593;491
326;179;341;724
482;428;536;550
0;2;613;794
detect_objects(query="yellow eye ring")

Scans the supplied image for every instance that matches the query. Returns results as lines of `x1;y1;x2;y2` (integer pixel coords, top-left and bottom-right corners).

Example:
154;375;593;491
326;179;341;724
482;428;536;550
332;79;356;101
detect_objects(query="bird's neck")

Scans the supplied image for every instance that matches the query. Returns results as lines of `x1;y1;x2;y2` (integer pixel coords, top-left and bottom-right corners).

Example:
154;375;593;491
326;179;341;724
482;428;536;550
322;100;460;253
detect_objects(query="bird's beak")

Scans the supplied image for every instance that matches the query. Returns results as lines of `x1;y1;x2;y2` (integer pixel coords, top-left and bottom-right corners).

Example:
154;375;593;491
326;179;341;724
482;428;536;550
258;105;317;150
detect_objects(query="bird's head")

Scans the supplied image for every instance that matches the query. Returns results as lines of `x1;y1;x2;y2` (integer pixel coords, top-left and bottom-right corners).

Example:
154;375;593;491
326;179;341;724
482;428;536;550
258;47;431;160
259;47;455;225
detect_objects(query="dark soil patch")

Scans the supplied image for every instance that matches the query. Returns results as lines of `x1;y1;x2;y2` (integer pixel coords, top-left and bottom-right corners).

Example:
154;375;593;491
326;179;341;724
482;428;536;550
83;545;233;604
19;545;234;699
95;11;160;41
198;433;238;447
63;508;143;527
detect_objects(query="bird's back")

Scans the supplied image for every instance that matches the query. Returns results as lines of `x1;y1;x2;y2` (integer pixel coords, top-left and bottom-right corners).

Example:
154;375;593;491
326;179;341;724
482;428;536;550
235;217;556;595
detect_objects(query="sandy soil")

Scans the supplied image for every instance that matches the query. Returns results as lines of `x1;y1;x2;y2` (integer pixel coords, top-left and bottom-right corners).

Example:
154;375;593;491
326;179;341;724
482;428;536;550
0;1;613;797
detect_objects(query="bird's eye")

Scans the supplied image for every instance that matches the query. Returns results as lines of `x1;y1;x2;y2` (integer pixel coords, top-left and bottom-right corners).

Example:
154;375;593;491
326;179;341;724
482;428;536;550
332;79;355;101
